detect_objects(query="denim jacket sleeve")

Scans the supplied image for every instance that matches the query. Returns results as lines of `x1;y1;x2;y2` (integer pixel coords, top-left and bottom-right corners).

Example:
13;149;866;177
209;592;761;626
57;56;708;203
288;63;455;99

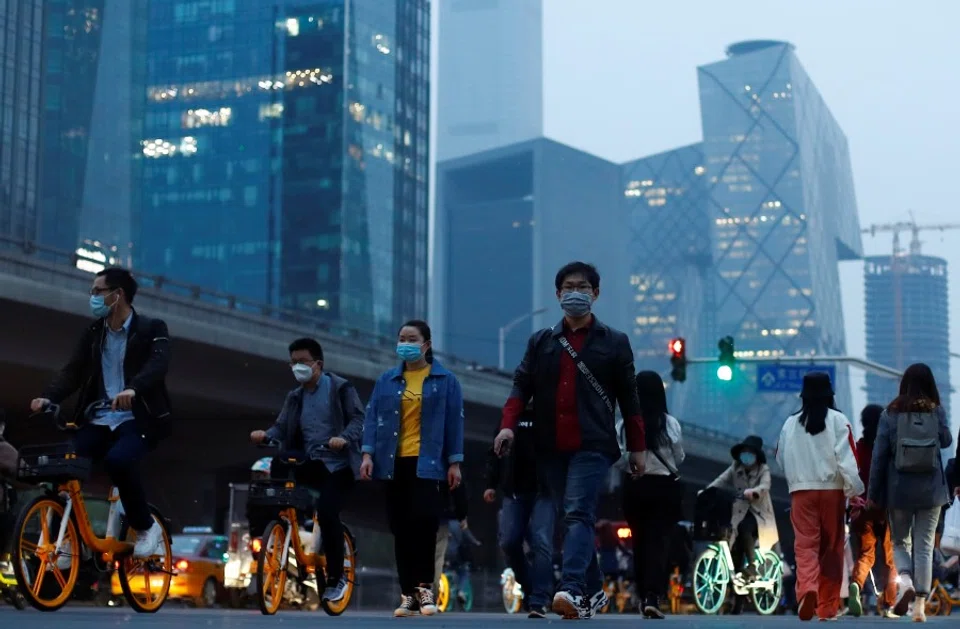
444;375;465;465
338;382;365;445
361;377;381;456
868;411;892;505
265;392;292;444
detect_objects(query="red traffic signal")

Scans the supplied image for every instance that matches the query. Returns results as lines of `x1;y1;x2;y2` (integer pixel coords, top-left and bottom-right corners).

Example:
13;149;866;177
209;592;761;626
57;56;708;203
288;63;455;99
669;338;685;357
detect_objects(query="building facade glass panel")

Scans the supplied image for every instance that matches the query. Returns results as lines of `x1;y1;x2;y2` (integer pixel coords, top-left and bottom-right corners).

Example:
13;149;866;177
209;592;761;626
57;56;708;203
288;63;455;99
138;0;428;334
0;0;43;243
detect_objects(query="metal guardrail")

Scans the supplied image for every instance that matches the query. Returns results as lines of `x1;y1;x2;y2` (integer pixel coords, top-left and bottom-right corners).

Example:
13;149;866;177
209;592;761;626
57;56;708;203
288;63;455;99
0;234;765;462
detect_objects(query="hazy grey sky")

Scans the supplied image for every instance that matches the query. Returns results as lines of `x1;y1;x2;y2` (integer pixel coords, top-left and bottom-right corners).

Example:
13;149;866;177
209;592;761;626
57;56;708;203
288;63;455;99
538;0;960;415
430;0;960;416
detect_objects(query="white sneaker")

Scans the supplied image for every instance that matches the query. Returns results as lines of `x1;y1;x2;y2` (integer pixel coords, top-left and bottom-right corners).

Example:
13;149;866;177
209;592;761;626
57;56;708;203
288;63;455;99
894;574;916;617
552;591;582;619
580;590;608;619
133;522;162;558
912;596;927;623
55;540;73;571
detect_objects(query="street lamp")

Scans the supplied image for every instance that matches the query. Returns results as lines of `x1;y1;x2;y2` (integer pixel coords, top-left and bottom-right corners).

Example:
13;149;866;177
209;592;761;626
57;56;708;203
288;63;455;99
498;308;547;371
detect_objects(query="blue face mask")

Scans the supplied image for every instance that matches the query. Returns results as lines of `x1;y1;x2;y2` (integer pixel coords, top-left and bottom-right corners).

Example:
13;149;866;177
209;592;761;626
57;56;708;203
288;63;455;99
396;342;424;363
739;452;757;467
89;293;114;318
560;291;593;318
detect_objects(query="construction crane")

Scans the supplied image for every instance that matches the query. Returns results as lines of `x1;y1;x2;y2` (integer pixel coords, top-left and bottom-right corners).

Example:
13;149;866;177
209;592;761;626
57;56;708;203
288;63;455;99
861;215;960;370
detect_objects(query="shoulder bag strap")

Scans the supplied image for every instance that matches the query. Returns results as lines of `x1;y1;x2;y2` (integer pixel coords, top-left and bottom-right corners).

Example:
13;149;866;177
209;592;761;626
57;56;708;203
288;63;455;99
557;335;614;414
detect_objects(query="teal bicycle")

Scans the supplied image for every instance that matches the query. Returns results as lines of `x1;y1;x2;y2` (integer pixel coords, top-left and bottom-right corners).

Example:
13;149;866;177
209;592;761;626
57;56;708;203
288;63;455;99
691;538;783;615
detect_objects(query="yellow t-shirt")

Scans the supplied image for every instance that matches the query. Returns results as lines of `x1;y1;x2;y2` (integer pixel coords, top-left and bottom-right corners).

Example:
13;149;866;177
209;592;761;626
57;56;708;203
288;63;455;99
398;365;430;458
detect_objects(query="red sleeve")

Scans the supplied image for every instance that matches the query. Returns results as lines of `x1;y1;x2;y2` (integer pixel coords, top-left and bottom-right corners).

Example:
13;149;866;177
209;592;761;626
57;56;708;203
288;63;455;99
501;397;524;431
624;415;646;452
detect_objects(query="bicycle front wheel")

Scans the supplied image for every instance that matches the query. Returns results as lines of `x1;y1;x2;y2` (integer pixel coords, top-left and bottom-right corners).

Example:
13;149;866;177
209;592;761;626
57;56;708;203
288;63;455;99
257;521;288;615
437;572;450;612
692;547;729;615
117;505;173;613
13;495;81;611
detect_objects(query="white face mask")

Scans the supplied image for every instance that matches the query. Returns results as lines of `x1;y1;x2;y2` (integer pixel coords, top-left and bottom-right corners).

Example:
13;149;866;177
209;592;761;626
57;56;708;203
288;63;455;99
291;364;314;383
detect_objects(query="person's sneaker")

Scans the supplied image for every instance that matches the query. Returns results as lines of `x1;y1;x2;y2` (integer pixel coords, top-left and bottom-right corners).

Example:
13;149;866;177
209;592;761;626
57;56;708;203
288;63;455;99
798;591;818;621
528;606;548;619
394;595;419;617
642;595;665;619
912;596;927;623
321;576;348;603
415;586;437;616
552;591;582;619
133;522;163;558
55;540;73;571
848;582;863;617
882;608;900;619
894;574;916;617
577;590;607;619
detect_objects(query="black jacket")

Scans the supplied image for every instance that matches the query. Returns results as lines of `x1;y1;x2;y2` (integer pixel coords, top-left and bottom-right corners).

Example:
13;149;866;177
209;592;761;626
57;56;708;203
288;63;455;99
505;318;642;459
484;409;537;496
43;311;172;445
440;480;468;522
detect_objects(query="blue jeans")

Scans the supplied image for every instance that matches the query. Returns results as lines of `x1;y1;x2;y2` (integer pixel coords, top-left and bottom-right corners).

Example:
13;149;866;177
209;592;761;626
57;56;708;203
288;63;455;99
539;451;612;597
499;493;554;608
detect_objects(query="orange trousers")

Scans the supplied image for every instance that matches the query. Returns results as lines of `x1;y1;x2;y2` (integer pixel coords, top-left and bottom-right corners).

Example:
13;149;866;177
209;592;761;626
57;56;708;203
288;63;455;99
791;489;845;620
851;508;897;608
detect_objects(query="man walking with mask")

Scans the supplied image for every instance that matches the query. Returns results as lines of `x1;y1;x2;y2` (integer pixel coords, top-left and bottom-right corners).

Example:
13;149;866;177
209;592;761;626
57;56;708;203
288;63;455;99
250;337;365;604
494;261;646;620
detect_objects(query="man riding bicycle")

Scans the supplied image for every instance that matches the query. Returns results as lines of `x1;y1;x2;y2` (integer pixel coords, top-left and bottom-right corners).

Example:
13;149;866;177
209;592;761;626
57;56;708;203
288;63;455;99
249;337;365;606
30;267;172;558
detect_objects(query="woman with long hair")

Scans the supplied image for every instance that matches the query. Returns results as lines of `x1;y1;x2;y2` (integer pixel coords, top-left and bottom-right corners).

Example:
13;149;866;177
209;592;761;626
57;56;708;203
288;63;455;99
621;371;684;619
868;363;952;622
776;372;863;621
848;404;898;617
360;320;465;617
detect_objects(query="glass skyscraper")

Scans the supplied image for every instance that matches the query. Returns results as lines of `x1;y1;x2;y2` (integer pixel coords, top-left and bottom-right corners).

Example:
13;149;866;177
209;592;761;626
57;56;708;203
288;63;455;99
139;0;429;336
0;0;43;243
436;138;625;368
39;0;146;263
626;41;862;443
865;255;950;417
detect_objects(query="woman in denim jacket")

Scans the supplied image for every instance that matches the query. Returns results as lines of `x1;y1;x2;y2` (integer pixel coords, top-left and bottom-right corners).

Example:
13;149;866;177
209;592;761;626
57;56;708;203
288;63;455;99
360;320;465;617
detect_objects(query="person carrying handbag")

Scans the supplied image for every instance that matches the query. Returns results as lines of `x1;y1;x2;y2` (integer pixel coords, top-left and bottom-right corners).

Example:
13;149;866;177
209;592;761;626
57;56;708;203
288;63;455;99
493;262;645;620
622;370;684;619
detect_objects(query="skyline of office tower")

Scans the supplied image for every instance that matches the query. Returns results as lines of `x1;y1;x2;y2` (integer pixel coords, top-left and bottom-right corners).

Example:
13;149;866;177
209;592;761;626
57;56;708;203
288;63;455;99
40;0;146;264
0;0;43;243
138;0;430;336
693;40;862;443
622;143;716;422
435;0;543;163
435;138;626;369
864;254;951;418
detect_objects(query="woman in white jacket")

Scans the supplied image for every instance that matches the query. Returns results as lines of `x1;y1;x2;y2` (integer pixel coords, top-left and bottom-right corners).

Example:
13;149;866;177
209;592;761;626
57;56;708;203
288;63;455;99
776;373;863;622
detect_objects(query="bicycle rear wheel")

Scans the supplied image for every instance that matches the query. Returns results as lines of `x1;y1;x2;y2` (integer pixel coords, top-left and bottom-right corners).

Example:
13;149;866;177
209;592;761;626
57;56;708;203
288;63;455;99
12;496;81;611
116;505;173;613
750;550;783;616
257;521;287;615
320;528;357;616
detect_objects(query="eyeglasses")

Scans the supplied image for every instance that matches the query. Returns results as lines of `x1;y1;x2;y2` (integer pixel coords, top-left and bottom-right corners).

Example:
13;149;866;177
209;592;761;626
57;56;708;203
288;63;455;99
561;283;593;293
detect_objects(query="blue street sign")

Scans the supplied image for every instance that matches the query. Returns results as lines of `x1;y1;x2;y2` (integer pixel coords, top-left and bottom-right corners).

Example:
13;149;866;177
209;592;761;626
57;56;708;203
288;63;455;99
756;363;836;393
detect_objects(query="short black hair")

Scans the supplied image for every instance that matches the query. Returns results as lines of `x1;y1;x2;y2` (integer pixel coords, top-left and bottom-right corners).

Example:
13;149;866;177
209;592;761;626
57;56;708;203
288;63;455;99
288;337;324;362
398;319;434;363
96;267;138;304
554;261;600;291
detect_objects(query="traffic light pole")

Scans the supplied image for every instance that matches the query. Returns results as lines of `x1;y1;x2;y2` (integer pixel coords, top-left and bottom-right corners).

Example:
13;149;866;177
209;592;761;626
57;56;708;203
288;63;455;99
683;355;902;380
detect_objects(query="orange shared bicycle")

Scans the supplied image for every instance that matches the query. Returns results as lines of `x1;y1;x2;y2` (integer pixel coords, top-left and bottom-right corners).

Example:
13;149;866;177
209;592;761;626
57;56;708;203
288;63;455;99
11;402;174;612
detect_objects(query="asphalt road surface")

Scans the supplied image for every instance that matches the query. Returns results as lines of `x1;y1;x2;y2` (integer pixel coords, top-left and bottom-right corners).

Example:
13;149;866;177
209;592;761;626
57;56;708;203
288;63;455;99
0;608;953;627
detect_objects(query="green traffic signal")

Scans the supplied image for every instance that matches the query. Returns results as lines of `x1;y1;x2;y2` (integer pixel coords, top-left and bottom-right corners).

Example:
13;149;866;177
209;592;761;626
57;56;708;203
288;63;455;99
717;335;735;381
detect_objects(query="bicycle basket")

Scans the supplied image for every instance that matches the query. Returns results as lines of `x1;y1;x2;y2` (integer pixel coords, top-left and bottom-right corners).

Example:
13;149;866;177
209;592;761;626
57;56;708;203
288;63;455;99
247;480;313;513
17;443;92;483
